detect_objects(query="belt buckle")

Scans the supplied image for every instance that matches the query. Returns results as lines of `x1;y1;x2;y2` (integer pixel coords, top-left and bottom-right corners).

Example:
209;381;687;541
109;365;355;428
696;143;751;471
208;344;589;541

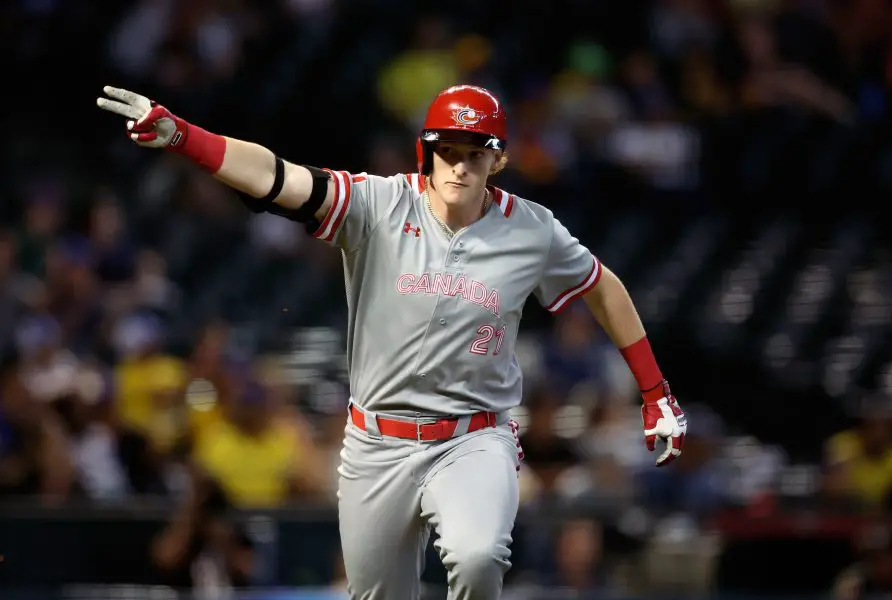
415;417;438;441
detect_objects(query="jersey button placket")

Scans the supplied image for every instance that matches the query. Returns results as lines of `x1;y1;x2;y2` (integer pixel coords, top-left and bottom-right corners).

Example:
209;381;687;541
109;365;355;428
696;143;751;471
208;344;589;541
417;234;463;386
446;235;466;269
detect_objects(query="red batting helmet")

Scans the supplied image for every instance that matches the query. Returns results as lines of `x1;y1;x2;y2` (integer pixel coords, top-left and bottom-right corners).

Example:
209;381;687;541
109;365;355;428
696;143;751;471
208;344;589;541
416;85;508;175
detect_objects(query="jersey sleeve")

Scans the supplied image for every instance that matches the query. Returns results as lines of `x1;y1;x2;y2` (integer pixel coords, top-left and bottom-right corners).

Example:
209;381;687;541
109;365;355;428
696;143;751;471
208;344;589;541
310;170;401;252
533;214;602;313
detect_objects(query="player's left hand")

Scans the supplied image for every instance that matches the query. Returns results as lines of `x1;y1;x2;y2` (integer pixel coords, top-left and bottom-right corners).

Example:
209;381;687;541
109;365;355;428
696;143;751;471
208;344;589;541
641;380;687;467
96;86;187;149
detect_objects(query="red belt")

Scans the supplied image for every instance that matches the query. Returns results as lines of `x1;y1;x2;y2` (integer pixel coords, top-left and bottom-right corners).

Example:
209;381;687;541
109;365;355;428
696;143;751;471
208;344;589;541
350;404;497;441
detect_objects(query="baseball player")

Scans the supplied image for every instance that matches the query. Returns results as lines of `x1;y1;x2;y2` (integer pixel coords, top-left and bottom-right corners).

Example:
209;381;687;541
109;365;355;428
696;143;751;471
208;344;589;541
97;84;687;599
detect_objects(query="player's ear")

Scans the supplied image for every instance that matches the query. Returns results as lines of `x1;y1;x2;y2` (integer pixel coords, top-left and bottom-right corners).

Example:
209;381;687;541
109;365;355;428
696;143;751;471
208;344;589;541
490;152;508;175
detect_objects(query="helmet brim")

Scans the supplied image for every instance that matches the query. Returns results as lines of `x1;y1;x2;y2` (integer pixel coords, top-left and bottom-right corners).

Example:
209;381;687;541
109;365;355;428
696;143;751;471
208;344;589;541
421;129;505;151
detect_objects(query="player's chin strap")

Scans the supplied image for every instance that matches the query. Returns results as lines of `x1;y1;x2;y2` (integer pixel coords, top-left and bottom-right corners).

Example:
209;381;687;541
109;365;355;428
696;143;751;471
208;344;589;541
236;159;330;232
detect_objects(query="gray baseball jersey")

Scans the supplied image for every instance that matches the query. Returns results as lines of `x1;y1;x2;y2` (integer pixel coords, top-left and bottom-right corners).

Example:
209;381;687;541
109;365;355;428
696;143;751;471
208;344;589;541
311;170;601;417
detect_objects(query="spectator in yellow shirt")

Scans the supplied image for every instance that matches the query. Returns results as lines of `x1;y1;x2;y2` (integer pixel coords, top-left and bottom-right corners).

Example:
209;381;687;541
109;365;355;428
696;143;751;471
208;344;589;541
193;379;324;509
377;16;458;129
179;321;236;450
112;313;188;456
824;395;892;512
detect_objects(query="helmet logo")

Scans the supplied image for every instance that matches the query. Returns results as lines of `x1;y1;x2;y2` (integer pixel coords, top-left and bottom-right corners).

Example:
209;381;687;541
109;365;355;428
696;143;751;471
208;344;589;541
452;107;484;126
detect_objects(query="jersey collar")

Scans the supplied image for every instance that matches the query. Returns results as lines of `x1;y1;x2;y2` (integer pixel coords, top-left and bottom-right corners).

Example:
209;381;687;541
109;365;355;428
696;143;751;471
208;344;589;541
488;186;514;218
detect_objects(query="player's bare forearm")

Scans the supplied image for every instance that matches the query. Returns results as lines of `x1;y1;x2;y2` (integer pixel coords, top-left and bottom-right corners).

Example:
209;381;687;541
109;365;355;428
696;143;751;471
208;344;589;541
582;265;647;349
39;412;74;500
152;498;198;570
214;137;276;197
223;544;254;579
215;137;329;218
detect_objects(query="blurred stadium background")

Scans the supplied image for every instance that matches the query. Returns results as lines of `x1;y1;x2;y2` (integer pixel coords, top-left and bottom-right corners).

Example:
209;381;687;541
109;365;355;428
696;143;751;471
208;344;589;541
1;0;891;598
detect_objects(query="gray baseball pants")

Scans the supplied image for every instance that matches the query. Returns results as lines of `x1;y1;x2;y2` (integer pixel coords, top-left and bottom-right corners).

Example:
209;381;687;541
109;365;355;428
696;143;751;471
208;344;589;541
337;407;521;599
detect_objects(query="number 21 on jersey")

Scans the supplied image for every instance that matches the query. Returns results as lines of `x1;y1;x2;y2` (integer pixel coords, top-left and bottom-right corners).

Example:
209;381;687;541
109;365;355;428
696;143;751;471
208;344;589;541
470;324;506;356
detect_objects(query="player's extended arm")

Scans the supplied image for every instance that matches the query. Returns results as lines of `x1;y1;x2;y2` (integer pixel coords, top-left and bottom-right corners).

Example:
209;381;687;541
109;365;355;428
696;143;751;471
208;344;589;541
583;265;687;466
96;86;333;224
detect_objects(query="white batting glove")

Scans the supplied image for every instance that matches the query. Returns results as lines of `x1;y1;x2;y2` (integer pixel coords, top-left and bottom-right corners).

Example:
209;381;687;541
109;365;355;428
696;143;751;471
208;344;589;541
96;86;188;149
641;380;687;467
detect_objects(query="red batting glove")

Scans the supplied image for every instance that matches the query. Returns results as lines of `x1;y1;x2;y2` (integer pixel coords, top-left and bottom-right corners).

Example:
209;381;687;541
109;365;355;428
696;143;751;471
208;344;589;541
126;101;190;149
97;86;226;173
641;380;687;467
97;86;185;148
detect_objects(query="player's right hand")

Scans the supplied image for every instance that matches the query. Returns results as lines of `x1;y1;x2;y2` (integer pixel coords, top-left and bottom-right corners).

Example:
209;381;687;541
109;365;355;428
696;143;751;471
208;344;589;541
96;86;188;150
641;379;687;467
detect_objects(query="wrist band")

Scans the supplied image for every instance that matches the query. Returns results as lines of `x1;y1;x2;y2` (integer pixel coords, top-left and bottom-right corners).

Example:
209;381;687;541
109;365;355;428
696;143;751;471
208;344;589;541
619;336;663;395
173;123;227;174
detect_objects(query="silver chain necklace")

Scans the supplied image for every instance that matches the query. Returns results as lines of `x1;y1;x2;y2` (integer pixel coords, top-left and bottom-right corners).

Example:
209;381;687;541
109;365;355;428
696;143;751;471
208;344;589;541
424;183;490;239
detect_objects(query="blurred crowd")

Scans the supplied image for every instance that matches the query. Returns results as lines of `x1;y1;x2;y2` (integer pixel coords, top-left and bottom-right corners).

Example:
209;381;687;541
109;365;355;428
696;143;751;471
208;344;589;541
1;0;892;596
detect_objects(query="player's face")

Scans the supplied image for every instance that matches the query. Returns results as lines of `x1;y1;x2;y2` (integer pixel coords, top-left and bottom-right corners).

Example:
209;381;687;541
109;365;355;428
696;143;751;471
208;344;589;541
431;142;496;206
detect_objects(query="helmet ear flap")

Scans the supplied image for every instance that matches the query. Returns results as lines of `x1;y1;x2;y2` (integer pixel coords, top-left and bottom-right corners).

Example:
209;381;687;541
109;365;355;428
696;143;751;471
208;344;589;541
416;138;435;176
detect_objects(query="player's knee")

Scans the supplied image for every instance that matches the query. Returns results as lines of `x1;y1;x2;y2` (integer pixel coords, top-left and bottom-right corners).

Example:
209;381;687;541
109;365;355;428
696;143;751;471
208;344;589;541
448;540;511;595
